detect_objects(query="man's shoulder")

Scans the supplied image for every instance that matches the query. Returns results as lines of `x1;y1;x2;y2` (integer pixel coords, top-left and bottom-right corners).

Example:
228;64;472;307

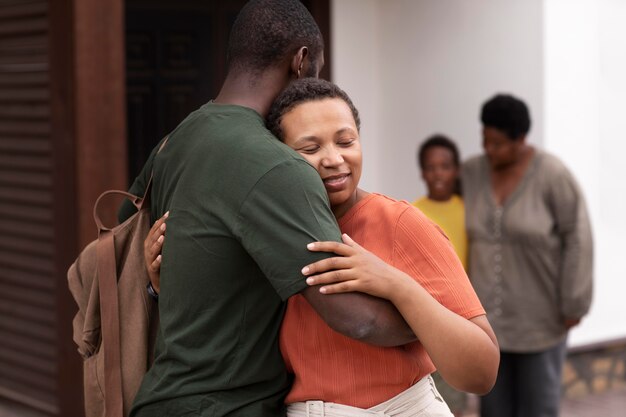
179;103;269;143
196;105;308;167
171;105;312;176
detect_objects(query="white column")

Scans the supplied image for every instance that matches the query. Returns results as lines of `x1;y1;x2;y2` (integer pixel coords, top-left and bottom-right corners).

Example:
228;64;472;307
544;0;626;345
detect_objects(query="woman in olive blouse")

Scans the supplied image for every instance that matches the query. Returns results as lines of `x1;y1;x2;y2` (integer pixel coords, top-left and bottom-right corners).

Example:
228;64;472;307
462;94;593;417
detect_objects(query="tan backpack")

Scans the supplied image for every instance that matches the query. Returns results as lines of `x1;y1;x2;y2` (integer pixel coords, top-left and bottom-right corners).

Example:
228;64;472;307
67;176;159;417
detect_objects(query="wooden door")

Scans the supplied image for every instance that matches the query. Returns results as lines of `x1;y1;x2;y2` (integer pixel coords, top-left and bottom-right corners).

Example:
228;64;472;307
125;0;331;181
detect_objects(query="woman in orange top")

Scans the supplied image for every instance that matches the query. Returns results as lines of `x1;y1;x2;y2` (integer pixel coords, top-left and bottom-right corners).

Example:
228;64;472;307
146;79;499;416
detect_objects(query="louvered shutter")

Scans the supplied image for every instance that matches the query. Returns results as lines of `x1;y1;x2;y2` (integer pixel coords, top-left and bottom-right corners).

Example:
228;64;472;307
0;1;60;414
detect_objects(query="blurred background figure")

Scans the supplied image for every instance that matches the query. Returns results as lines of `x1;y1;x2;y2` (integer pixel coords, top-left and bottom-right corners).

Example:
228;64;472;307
462;94;593;417
413;134;468;416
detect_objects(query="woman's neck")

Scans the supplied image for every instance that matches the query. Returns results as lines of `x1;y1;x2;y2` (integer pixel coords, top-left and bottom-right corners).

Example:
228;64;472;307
332;188;369;220
492;144;534;174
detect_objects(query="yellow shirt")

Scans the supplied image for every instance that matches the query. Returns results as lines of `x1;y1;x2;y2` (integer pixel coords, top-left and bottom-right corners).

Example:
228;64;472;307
412;194;467;270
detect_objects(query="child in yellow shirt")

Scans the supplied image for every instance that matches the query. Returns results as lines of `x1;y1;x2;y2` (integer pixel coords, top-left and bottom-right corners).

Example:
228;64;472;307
413;134;468;416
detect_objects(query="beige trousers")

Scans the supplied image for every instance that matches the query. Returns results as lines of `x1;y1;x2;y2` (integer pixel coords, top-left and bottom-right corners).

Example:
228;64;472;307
287;375;454;417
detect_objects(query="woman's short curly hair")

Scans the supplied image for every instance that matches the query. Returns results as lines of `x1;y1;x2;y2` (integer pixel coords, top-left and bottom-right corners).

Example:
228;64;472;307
266;78;361;141
480;93;531;140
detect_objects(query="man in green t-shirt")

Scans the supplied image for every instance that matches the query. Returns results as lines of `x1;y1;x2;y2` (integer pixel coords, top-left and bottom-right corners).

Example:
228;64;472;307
121;1;415;416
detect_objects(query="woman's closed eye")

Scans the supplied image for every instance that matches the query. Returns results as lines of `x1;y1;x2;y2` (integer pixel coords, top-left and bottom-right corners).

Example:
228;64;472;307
337;138;356;147
298;145;320;154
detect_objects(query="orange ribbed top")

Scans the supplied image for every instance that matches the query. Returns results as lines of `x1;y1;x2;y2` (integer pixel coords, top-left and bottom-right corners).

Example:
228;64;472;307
280;193;485;408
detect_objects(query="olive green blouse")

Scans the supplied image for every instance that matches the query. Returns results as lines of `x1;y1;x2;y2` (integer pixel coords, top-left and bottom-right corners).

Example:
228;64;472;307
462;150;593;352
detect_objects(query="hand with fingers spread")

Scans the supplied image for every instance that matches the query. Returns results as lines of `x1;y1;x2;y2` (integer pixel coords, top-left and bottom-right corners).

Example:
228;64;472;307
144;211;168;293
303;233;413;300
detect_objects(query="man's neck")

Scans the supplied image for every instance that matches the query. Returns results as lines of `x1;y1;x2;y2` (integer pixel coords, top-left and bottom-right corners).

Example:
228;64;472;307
214;69;289;118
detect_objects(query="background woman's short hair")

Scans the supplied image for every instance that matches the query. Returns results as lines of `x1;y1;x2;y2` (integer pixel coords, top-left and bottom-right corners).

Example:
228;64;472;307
480;93;531;140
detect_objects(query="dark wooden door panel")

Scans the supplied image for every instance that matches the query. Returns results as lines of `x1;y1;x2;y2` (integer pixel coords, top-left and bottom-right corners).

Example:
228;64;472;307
126;0;247;181
125;0;330;181
126;7;214;177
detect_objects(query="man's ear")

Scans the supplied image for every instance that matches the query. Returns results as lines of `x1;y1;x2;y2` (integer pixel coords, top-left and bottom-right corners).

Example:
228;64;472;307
291;46;308;78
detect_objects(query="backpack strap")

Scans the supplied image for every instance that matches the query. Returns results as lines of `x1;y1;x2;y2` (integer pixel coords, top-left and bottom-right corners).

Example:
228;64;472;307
96;135;167;417
93;134;168;230
97;228;124;417
96;177;152;417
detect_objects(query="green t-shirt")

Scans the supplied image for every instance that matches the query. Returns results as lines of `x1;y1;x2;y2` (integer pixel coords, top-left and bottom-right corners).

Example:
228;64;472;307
124;103;342;417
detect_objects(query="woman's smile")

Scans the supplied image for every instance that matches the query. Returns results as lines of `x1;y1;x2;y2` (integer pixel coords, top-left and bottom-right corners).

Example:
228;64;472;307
323;172;351;192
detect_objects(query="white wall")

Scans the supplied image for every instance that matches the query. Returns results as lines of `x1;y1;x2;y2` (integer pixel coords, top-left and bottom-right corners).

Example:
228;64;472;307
333;0;544;202
544;0;626;345
332;0;626;346
331;0;383;192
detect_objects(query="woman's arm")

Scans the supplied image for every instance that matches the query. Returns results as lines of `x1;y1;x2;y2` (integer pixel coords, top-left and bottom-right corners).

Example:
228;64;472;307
304;234;500;395
547;162;593;326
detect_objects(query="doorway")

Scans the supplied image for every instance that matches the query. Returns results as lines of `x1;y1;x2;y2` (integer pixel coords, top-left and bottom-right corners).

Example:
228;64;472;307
125;0;331;182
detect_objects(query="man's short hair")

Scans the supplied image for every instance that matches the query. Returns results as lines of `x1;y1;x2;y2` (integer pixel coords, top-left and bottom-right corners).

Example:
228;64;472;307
227;0;323;74
266;78;361;141
480;94;531;140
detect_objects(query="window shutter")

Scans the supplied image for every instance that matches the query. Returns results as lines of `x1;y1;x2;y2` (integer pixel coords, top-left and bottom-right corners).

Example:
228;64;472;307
0;1;60;414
